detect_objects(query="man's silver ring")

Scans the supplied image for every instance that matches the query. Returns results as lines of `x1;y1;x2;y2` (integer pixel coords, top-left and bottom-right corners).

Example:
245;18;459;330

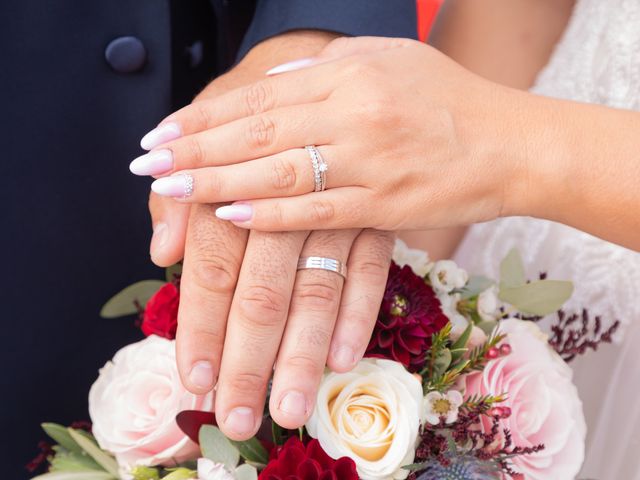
297;256;347;279
305;145;328;192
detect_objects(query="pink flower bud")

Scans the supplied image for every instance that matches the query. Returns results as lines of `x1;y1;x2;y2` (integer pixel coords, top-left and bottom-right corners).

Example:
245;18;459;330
500;343;512;356
489;407;503;417
486;347;500;359
500;406;512;418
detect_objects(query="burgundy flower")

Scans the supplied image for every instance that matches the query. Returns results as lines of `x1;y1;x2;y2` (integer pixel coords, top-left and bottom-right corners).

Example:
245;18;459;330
366;262;449;371
259;437;358;480
141;282;179;339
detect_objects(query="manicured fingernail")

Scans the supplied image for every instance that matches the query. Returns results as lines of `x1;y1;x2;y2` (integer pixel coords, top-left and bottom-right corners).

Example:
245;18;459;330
188;361;214;390
278;390;308;417
215;204;253;222
150;223;169;255
266;58;316;76
129;149;174;176
225;407;255;436
151;174;194;198
140;122;181;150
332;345;356;368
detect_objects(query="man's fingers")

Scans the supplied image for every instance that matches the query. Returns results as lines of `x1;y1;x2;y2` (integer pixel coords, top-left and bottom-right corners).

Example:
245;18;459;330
215;231;307;440
148;191;191;266
175;204;248;395
269;230;358;429
328;229;394;372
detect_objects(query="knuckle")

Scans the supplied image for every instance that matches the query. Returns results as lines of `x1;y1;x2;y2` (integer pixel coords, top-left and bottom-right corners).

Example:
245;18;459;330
181;137;206;167
194;102;216;129
246;115;276;150
309;200;335;223
284;353;325;377
224;371;266;395
239;285;288;327
191;256;238;294
294;279;341;312
243;81;274;115
269;158;298;191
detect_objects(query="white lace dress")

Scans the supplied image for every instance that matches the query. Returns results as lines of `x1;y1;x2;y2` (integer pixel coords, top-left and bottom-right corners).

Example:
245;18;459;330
454;0;640;478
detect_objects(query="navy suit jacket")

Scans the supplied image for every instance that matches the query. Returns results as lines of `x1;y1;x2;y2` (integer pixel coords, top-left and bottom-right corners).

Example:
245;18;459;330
0;1;416;476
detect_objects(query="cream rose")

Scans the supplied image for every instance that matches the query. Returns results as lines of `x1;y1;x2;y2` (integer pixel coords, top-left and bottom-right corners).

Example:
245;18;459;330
306;358;422;480
89;335;214;468
463;319;586;480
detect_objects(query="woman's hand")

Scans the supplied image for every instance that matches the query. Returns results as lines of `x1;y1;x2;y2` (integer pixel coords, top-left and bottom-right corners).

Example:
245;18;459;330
132;36;532;232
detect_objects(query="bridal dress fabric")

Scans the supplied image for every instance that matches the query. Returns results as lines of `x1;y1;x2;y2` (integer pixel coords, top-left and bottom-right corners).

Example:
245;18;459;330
454;1;640;478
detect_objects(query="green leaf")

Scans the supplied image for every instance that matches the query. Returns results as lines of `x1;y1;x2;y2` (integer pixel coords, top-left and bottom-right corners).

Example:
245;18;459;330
165;263;182;282
100;280;166;318
230;436;269;466
458;276;494;300
199;425;240;470
499;280;574;316
42;423;83;454
160;469;196;480
235;464;259;480
450;322;473;362
499;248;526;288
67;428;119;477
432;348;452;379
50;446;102;472
477;320;498;336
131;466;161;480
272;421;285;446
31;472;116;480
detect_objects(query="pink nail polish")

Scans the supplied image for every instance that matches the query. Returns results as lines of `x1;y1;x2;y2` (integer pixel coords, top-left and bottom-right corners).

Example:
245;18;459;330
140;122;181;150
215;204;253;222
129;149;174;176
266;58;316;76
151;174;194;198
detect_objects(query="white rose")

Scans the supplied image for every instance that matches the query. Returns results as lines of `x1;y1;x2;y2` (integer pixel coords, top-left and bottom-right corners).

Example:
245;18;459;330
477;285;500;321
306;358;422;480
429;260;468;293
89;336;214;468
392;239;433;277
197;458;236;480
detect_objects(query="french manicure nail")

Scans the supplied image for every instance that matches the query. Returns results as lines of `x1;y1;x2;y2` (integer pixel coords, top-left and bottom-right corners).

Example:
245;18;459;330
215;204;253;222
150;223;169;254
266;58;316;76
129;149;174;176
151;174;194;198
188;361;214;390
140;122;182;150
225;407;255;436
333;345;356;368
279;390;308;417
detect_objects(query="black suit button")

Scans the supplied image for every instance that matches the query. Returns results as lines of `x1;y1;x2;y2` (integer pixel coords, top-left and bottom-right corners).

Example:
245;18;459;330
105;36;147;73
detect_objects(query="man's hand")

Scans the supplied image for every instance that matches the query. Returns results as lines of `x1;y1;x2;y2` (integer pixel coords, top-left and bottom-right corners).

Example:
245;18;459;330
146;31;395;440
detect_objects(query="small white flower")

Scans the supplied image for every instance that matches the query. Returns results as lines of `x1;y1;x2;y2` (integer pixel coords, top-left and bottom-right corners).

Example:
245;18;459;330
392;239;433;277
423;390;464;425
429;260;468;293
197;458;236;480
477;285;500;321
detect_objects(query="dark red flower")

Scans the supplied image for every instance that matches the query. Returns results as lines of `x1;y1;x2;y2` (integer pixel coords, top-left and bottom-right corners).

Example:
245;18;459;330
366;262;449;371
141;282;179;339
259;437;358;480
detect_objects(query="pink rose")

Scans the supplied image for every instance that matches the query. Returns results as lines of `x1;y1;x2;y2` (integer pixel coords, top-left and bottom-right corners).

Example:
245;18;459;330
463;319;586;480
89;335;214;468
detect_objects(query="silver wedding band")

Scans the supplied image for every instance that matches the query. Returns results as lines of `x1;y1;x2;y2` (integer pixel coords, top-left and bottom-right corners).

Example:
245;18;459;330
305;145;328;192
297;256;347;279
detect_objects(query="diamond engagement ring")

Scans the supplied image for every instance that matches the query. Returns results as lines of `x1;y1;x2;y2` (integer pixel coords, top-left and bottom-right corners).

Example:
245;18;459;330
305;145;328;192
297;256;347;279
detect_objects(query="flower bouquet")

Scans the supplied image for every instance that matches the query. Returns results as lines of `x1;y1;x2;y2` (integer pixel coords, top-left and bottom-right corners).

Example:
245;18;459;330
28;241;618;480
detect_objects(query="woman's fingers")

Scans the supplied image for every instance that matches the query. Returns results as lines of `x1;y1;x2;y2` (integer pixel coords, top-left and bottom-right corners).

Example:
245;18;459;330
131;103;333;176
147;191;191;267
328;229;394;372
150;146;356;203
269;229;359;429
216;187;375;232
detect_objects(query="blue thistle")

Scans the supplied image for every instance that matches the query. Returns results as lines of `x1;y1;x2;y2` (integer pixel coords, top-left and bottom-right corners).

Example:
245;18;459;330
416;455;501;480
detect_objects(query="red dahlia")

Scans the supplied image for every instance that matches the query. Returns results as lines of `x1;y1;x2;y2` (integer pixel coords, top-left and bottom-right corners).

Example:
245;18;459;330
366;262;449;371
259;437;358;480
141;282;180;339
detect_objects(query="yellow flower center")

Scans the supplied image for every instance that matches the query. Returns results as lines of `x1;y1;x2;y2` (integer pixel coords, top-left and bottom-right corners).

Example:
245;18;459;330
432;398;453;415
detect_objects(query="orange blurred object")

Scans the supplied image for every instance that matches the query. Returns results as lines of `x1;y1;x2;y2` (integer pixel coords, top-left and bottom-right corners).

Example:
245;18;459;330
417;0;444;42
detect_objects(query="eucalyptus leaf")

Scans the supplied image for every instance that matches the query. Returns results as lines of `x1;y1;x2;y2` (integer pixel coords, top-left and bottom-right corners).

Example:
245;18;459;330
31;471;116;480
458;276;494;300
477;320;498;336
499;248;526;288
235;464;259;480
100;280;166;318
165;263;182;282
231;436;269;465
499;280;573;316
42;423;83;454
450;322;473;362
67;428;119;477
432;348;452;379
199;425;240;470
50;446;102;472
